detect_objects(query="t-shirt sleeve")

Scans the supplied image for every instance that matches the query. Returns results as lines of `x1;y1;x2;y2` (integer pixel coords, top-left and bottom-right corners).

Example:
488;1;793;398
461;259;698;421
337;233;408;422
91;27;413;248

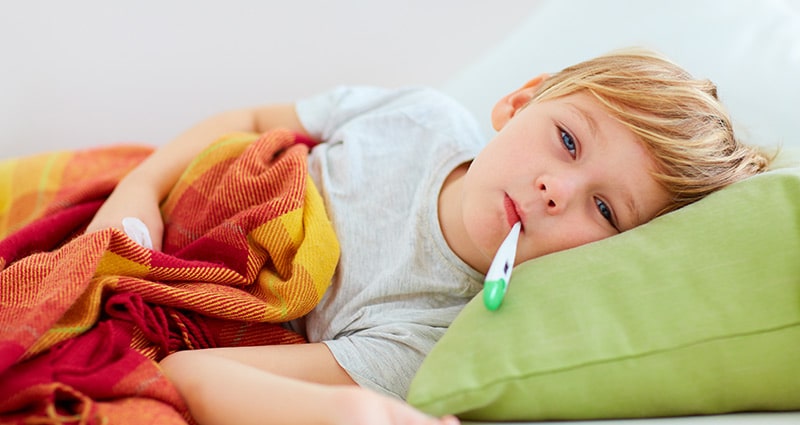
323;323;447;399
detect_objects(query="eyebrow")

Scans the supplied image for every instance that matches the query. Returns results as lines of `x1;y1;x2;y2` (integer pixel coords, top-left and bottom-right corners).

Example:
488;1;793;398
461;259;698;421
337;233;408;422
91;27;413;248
566;103;599;141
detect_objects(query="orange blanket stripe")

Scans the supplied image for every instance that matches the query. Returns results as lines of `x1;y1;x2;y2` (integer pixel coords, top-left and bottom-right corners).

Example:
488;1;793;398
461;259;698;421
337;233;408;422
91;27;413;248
0;129;339;424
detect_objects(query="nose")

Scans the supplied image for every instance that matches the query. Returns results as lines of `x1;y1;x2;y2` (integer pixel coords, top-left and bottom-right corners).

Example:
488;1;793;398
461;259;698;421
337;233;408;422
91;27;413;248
536;175;577;215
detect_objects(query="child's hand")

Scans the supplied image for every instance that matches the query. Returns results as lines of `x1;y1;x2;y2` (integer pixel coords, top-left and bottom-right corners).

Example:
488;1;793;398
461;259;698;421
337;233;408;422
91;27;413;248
331;387;460;425
85;177;164;251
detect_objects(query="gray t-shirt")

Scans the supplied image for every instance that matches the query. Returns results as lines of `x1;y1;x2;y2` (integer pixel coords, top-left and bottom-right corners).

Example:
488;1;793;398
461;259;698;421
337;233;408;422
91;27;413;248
293;85;486;398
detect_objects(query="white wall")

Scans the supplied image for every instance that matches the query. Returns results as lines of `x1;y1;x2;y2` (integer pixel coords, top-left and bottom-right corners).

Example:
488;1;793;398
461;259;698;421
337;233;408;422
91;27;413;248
0;0;535;157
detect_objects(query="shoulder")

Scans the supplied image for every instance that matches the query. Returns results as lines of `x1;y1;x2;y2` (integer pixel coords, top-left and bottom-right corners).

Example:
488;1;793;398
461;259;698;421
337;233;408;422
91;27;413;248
300;85;473;121
336;85;482;138
297;85;483;145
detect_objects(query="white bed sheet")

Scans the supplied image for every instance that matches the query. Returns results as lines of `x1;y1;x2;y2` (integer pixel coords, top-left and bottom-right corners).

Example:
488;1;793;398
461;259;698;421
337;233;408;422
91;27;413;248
464;411;800;425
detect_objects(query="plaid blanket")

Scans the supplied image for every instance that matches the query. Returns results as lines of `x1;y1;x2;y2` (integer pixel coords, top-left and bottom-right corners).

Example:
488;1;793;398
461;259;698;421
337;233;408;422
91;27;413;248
0;130;339;424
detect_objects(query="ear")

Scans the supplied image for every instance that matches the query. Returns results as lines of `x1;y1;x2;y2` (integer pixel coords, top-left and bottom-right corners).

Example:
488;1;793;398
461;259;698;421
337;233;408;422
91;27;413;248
491;73;549;131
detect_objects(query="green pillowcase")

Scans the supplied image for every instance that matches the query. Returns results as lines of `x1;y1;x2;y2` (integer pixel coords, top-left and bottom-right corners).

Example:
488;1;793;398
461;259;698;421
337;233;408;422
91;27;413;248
407;166;800;421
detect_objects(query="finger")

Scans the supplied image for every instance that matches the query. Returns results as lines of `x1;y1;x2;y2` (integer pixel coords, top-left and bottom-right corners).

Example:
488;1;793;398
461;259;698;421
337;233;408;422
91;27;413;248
440;415;460;425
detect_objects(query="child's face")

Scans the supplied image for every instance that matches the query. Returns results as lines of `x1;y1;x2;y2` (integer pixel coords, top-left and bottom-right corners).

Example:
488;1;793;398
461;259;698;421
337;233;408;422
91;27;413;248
461;90;670;271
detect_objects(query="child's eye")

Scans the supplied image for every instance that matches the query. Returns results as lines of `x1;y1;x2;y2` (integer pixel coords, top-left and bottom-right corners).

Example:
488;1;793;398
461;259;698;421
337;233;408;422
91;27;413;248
594;198;616;228
559;127;577;158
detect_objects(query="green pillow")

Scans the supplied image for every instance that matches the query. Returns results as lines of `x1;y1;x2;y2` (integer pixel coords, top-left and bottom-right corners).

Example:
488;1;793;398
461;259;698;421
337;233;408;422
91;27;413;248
408;166;800;421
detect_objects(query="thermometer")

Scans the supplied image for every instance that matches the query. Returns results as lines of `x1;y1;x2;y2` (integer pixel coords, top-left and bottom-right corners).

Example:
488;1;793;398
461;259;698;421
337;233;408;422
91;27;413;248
483;221;521;311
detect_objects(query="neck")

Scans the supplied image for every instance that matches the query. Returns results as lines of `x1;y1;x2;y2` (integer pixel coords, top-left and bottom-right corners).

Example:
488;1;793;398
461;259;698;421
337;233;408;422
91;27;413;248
437;163;491;274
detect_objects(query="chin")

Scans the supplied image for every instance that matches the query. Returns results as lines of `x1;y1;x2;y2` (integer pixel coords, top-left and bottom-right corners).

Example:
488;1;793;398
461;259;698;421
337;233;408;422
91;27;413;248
468;223;505;259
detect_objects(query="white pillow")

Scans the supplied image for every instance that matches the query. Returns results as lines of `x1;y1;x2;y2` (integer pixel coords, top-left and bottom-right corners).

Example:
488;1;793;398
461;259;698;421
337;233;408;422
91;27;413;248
442;0;800;150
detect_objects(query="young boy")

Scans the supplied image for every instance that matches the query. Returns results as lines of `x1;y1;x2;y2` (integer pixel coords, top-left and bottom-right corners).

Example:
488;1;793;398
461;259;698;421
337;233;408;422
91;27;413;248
86;49;770;425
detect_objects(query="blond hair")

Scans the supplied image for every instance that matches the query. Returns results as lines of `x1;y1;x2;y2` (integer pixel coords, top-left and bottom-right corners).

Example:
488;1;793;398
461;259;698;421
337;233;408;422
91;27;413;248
531;48;772;215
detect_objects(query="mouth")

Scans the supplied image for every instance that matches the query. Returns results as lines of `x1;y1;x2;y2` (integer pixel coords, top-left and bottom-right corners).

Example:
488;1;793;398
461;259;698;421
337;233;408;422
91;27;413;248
503;194;523;229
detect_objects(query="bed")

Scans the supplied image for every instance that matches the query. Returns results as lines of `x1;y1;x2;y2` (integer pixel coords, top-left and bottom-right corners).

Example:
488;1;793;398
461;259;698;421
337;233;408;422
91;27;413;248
2;0;799;423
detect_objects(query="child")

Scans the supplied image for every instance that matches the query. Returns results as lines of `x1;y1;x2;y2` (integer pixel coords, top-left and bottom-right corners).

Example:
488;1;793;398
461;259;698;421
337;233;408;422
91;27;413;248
85;48;770;425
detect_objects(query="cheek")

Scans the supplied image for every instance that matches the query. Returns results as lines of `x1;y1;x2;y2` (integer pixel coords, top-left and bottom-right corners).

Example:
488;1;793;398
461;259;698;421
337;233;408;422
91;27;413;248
461;200;505;259
517;222;611;262
558;229;607;252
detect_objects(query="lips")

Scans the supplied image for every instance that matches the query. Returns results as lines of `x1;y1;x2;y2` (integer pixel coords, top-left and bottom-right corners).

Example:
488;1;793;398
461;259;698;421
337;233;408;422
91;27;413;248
504;194;522;228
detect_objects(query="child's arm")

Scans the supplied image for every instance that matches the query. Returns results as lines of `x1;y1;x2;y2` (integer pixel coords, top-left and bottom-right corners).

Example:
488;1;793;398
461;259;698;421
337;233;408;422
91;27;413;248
85;104;307;250
160;343;458;425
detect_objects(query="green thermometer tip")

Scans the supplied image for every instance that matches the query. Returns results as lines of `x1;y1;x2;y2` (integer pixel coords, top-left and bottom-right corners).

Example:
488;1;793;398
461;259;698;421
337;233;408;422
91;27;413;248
483;278;507;311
